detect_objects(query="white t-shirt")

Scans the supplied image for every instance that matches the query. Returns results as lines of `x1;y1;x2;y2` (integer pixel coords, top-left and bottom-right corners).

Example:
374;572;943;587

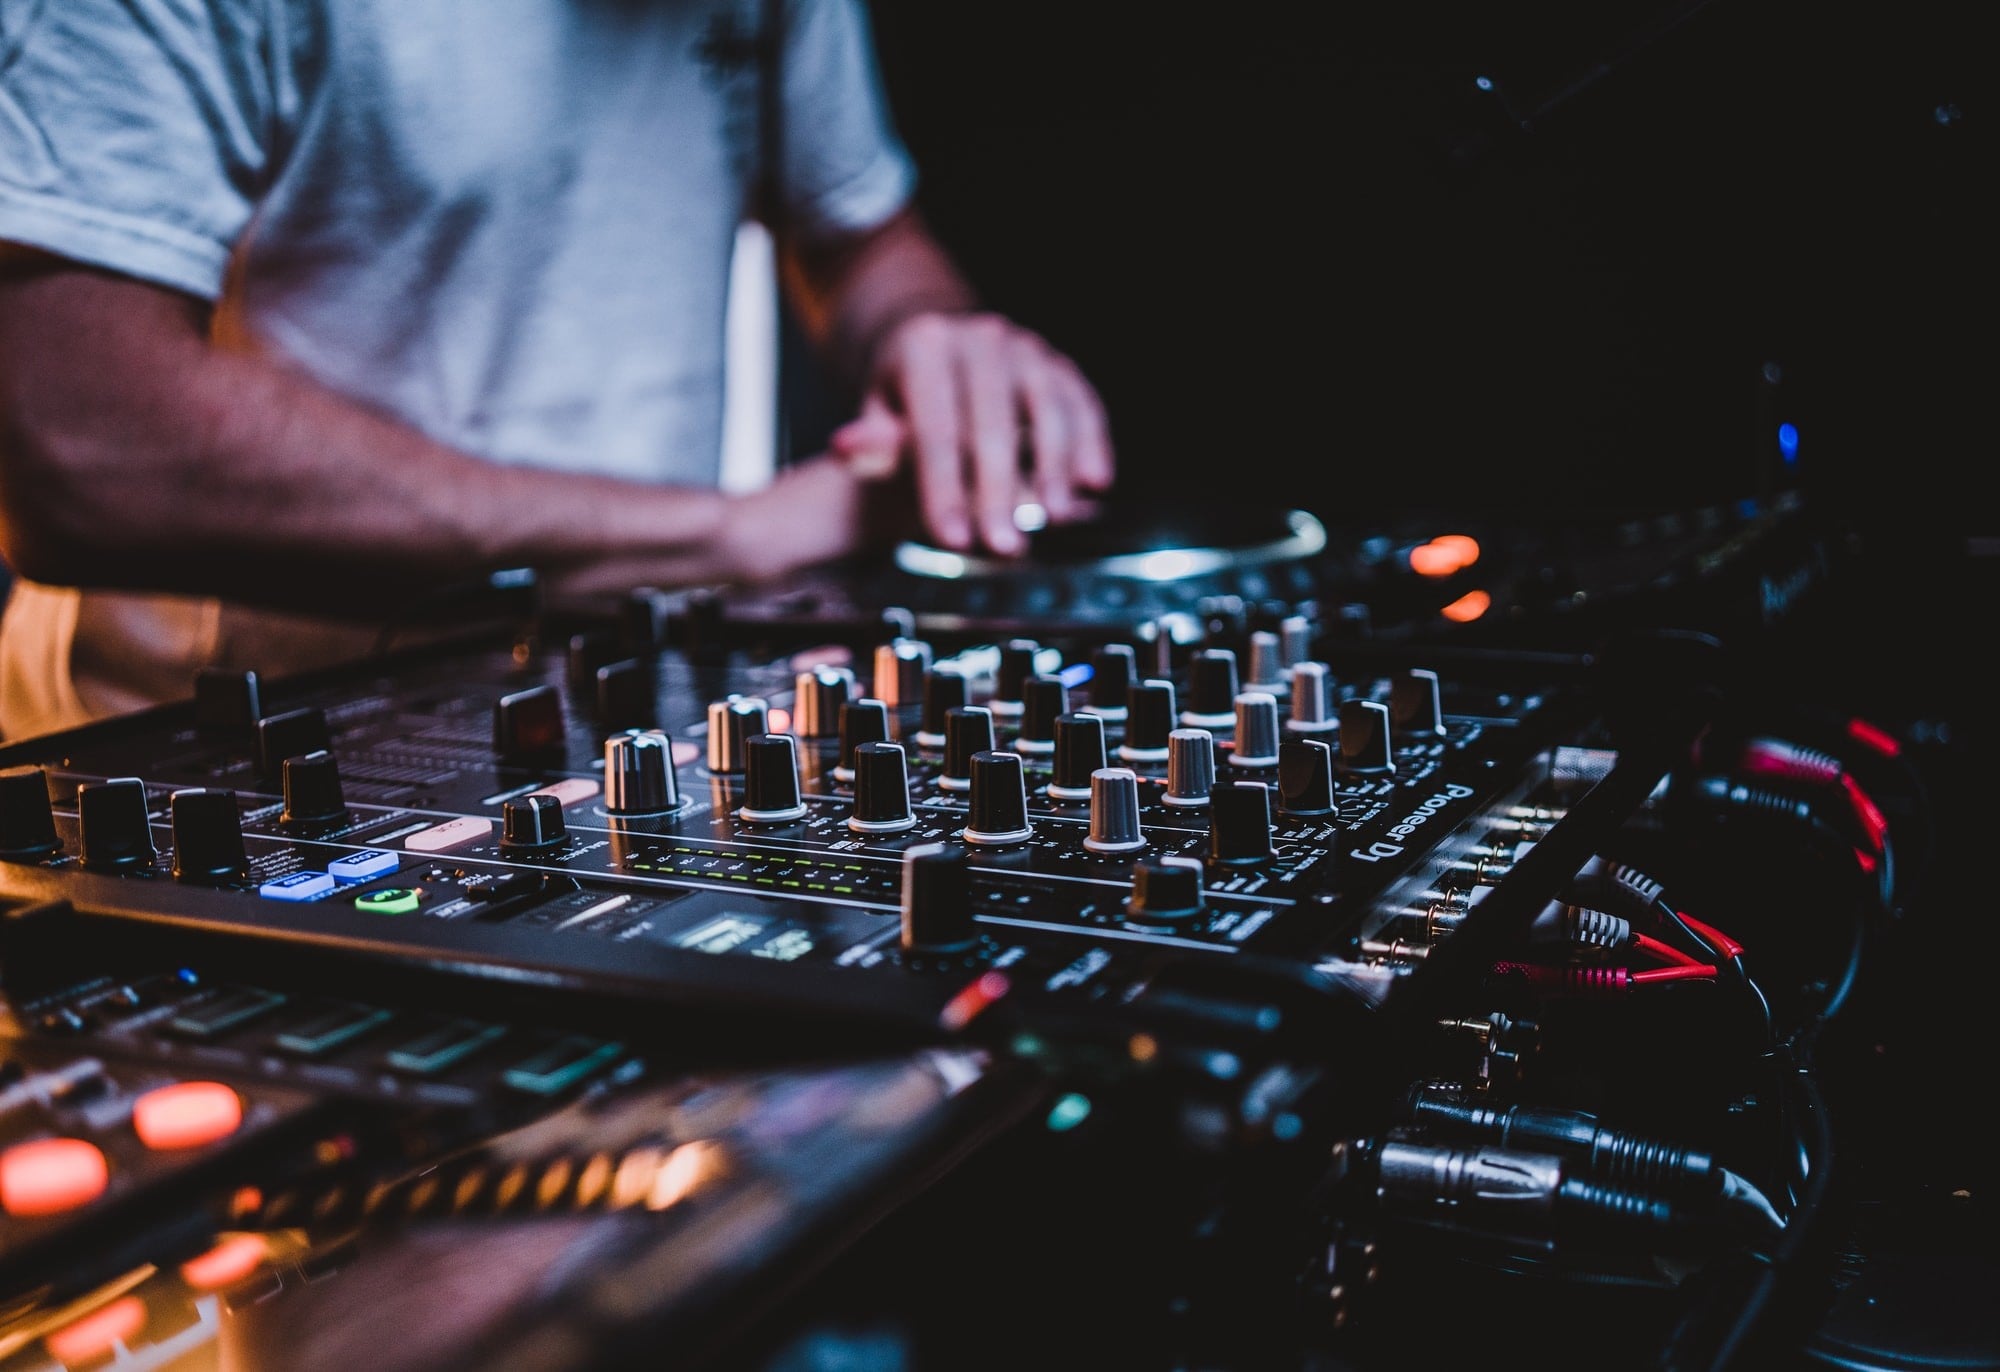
0;0;914;739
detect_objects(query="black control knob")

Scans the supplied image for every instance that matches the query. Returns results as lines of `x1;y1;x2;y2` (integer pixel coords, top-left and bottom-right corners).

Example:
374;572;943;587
1048;713;1107;801
1288;661;1336;733
1119;680;1176;762
872;639;929;708
1245;630;1286;695
706;696;767;775
738;733;807;823
194;668;262;740
1209;781;1275;865
258;706;331;778
835;698;890;782
501;792;567;852
281;750;347;825
78;777;156;872
849;741;917;834
605;731;680;814
0;765;60;859
1016;676;1066;756
991;640;1041;717
1129;856;1205;925
1183;649;1240;728
916;667;969;748
941;706;995;792
793;666;853;740
622;585;675;654
566;631;620;696
1164;729;1217;808
493;687;564;767
963;752;1034;846
1231;692;1281;767
1084;767;1147;854
594;658;657;731
170;788;249;882
1391;668;1447;738
1339;698;1396;774
1085;643;1136;719
900;842;977;955
1278;737;1336;816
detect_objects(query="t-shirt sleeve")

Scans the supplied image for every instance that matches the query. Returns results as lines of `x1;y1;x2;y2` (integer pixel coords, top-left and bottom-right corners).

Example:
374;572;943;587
0;0;270;299
776;0;917;238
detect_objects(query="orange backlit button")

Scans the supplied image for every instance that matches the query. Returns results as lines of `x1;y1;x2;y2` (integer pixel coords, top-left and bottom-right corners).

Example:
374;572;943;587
45;1294;145;1365
180;1232;269;1289
1441;589;1493;624
132;1081;243;1150
1429;533;1480;568
1;1137;109;1217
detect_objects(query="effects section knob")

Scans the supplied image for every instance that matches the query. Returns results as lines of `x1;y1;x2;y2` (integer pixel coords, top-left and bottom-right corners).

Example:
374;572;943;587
258;706;331;778
493;687;564;768
194;668;263;741
1288;662;1336;733
1231;692;1281;768
1339;698;1396;774
281;750;347;825
501;792;567;852
1083;767;1147;855
0;765;60;859
1245;630;1286;695
835;698;890;782
1391;668;1447;737
793;666;853;740
706;696;767;775
1119;680;1176;763
1048;713;1107;801
1209;781;1275;865
916;668;968;749
1183;649;1240;728
900;842;977;956
963;752;1034;846
78;777;156;872
991;640;1040;717
738;734;807;823
605;731;680;815
1164;729;1217;808
1083;643;1136;719
1129;856;1205;926
941;706;995;793
1279;614;1315;670
566;631;619;696
169;788;248;882
594;659;657;732
1278;737;1336;816
872;640;930;708
848;742;917;834
1015;677;1066;756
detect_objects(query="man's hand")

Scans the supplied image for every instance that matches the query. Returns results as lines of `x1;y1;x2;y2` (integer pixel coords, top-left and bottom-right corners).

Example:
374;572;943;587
829;311;1114;557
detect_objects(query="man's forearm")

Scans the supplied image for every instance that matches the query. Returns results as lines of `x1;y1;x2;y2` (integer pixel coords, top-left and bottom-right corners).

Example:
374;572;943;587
784;206;979;389
0;266;783;613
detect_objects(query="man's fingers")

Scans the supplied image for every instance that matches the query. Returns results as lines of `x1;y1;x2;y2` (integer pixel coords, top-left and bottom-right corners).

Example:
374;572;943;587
830;393;904;481
1056;357;1116;492
894;319;972;551
958;317;1025;557
1012;338;1076;524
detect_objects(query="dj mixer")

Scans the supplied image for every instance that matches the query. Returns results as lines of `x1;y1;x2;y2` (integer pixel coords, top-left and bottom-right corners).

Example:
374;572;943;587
0;491;1942;1371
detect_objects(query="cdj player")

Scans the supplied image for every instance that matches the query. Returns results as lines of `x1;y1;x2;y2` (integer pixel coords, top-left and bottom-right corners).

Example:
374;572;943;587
0;491;1942;1371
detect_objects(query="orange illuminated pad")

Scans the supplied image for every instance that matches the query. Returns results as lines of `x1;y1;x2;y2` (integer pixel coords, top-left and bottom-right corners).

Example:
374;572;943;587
132;1081;244;1150
405;815;492;852
45;1295;145;1365
181;1232;269;1289
1;1137;109;1217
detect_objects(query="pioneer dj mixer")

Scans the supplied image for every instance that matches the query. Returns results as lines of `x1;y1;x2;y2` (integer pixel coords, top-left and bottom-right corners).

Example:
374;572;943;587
0;492;1939;1371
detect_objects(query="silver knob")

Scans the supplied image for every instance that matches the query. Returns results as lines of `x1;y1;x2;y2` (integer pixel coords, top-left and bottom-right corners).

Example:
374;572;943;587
605;731;680;814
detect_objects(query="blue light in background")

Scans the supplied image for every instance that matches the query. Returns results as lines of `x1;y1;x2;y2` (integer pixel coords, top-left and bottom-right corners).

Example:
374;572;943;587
1059;662;1094;690
1777;422;1800;464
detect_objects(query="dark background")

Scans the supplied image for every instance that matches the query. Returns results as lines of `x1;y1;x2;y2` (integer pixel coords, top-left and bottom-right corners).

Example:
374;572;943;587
849;0;1982;528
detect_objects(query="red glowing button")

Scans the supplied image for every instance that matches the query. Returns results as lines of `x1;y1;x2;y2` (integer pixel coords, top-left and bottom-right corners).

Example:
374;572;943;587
180;1233;269;1289
45;1295;145;1365
1;1137;109;1217
1440;589;1492;623
132;1081;244;1151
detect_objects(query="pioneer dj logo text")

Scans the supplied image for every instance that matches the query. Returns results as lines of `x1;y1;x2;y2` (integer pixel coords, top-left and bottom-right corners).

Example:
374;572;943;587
1348;783;1477;862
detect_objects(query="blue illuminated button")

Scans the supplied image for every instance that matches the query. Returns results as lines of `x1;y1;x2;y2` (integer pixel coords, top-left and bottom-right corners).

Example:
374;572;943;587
327;849;399;883
259;871;335;902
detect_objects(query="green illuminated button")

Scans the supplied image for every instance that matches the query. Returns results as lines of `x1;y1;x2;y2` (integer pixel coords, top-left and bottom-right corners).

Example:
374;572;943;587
355;887;421;915
383;1018;508;1075
273;1001;396;1057
501;1035;625;1097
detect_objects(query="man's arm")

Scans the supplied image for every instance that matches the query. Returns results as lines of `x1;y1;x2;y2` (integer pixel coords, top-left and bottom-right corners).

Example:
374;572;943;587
0;255;883;615
783;207;1115;558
